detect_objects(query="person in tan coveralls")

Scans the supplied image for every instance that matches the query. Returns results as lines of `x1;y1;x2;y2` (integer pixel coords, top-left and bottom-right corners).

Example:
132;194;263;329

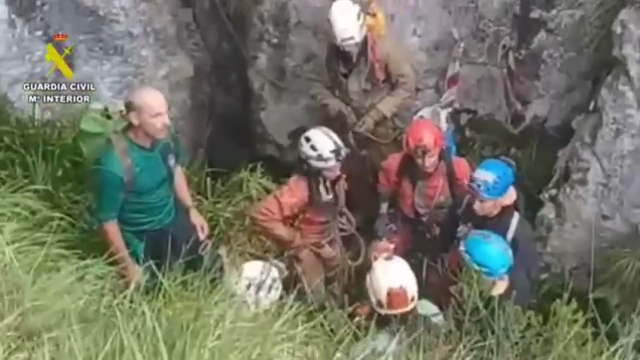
315;0;416;158
313;0;417;232
250;126;355;305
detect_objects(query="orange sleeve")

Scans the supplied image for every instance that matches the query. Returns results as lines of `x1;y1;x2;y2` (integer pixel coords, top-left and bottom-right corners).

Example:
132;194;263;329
453;157;472;186
377;153;402;197
250;176;309;246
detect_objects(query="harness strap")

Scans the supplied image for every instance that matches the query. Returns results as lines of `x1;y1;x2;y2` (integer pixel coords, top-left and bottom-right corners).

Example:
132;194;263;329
367;32;386;83
297;176;365;264
442;152;461;202
394;153;460;221
506;211;520;243
109;133;178;193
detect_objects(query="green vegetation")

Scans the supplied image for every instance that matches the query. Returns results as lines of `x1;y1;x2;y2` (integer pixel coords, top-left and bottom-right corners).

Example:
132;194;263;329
0;102;639;360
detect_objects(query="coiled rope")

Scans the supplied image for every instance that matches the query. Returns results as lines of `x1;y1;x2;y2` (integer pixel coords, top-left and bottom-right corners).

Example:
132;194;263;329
273;176;367;306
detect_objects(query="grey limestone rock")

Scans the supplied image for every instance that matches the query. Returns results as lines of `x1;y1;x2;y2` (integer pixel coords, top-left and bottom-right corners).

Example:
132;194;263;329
0;0;207;157
243;0;601;159
537;7;640;280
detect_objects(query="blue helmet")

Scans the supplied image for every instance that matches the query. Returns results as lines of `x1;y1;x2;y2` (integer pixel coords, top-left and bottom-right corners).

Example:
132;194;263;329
460;230;513;280
469;158;515;200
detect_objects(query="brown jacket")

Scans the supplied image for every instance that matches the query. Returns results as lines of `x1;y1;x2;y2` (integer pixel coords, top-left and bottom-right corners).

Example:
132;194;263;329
313;34;416;121
250;175;347;248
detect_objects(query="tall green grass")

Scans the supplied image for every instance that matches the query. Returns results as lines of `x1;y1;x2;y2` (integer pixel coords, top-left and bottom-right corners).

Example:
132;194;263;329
0;104;638;359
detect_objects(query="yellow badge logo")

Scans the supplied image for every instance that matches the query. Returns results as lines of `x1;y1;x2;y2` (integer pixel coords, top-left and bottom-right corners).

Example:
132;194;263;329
44;32;74;79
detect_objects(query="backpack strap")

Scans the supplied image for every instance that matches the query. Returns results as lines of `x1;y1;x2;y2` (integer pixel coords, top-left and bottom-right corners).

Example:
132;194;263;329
442;152;460;201
506;211;520;243
109;134;134;191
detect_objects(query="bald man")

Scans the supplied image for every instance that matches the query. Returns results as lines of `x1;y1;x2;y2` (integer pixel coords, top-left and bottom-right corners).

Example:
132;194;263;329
91;86;220;286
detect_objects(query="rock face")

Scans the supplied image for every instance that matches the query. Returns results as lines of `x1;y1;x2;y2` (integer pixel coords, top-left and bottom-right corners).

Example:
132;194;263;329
243;0;609;159
191;0;254;169
0;0;612;169
538;7;640;280
0;0;208;158
244;0;491;159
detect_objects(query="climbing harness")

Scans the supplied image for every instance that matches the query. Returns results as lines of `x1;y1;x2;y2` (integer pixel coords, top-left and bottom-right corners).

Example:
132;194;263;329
335;204;368;287
323;177;366;284
287;177;367;304
390;153;463;290
347;3;405;148
439;29;465;108
497;37;527;133
505;211;520;243
289;214;365;306
421;29;528;137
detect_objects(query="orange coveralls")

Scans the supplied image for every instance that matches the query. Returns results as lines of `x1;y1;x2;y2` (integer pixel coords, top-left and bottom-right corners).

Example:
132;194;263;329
250;174;349;302
377;153;471;309
377;152;472;257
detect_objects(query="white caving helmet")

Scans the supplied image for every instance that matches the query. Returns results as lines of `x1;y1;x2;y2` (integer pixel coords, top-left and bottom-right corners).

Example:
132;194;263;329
234;260;287;311
366;255;419;315
329;0;367;51
298;126;348;170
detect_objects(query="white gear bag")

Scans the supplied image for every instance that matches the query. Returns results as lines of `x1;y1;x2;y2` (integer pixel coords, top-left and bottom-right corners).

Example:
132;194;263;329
232;259;287;311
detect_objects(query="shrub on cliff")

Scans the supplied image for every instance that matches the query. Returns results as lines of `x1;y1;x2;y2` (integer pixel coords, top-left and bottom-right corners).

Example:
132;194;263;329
0;103;637;359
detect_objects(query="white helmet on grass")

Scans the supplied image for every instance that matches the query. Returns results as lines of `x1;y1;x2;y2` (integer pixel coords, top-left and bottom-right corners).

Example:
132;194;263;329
234;260;287;310
298;126;348;170
329;0;366;51
366;255;419;315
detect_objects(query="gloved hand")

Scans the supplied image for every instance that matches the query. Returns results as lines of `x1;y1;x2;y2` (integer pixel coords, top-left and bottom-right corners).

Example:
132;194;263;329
374;213;396;239
322;98;356;123
369;239;395;260
280;228;304;251
351;302;373;319
356;107;385;133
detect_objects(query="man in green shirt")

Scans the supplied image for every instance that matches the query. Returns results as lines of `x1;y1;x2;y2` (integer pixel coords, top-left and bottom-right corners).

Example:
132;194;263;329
92;86;217;286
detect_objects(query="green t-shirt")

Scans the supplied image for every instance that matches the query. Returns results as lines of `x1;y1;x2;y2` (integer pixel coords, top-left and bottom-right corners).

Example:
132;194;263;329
91;132;184;261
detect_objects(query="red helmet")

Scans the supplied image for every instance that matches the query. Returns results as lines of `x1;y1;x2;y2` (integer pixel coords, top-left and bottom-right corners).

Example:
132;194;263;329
402;118;444;155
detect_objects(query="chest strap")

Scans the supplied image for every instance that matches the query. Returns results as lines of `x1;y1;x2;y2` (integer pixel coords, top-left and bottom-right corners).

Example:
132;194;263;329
506;211;520;243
